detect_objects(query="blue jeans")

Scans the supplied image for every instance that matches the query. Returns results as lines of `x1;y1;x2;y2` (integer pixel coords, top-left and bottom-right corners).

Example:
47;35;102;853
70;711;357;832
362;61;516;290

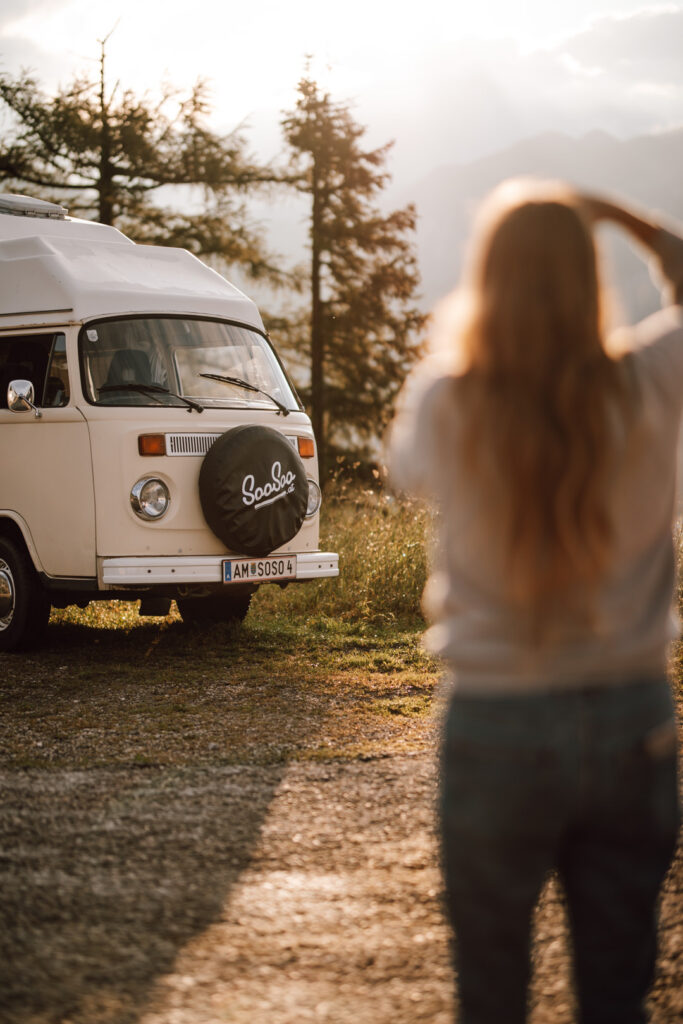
439;678;680;1024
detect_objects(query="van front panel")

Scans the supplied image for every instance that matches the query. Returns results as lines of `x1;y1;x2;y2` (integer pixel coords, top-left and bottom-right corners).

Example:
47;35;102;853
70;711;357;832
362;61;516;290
84;407;320;559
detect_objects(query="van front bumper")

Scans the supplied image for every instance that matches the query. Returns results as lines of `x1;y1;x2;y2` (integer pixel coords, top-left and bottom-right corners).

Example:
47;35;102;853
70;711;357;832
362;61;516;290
100;551;339;587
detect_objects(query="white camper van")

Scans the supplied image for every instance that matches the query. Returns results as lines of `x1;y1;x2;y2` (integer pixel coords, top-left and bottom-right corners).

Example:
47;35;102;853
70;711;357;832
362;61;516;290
0;194;338;651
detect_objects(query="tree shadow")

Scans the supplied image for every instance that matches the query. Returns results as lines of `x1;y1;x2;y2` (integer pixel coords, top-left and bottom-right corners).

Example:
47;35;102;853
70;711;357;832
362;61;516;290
0;615;316;1023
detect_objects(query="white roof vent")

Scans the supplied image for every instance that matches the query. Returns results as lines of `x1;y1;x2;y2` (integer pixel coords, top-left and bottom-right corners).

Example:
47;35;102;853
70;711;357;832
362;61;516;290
0;194;68;219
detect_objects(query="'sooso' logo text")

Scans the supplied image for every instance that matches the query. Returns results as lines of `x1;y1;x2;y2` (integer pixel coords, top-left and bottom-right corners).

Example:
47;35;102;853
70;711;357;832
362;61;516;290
242;461;296;509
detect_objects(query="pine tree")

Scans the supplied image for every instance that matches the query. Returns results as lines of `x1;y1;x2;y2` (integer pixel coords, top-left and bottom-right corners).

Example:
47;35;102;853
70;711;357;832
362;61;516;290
281;76;425;473
0;42;286;283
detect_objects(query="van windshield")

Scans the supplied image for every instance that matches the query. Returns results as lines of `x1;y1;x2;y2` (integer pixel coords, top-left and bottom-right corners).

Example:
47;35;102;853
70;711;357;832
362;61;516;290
79;317;299;411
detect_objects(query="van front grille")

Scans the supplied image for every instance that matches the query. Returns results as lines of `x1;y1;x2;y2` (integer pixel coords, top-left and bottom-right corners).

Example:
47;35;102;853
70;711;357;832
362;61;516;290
164;432;299;456
166;433;222;456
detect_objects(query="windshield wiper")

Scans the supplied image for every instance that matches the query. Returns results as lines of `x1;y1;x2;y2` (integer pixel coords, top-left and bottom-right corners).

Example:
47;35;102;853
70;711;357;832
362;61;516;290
198;373;290;416
98;382;204;414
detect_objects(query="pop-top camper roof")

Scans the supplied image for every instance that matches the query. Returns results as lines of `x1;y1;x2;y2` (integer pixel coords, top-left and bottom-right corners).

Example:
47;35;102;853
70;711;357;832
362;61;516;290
0;195;263;330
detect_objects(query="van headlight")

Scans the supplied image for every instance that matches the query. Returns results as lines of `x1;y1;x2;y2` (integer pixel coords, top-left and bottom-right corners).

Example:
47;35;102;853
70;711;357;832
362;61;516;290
130;477;170;520
306;479;321;518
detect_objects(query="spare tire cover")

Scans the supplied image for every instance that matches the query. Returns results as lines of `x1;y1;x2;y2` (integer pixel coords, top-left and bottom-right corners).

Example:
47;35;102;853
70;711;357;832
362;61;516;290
199;425;309;556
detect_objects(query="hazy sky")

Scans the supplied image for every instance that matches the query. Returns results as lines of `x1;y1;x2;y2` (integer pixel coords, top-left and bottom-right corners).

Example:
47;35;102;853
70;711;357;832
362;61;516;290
0;1;681;185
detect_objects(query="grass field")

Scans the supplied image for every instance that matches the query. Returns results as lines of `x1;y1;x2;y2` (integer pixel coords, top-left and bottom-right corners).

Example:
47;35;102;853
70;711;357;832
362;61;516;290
0;488;438;770
4;484;681;773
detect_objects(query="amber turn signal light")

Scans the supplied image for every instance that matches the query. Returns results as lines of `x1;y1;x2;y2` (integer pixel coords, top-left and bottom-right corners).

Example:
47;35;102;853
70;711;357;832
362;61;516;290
138;434;166;456
297;436;315;458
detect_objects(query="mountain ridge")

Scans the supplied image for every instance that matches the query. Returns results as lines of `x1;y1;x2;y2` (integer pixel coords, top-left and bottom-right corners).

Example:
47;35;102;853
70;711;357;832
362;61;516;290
405;126;683;318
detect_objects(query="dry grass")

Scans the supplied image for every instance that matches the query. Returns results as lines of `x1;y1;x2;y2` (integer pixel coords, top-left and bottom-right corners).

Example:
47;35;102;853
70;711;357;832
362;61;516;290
252;483;430;624
0;615;440;770
6;486;681;776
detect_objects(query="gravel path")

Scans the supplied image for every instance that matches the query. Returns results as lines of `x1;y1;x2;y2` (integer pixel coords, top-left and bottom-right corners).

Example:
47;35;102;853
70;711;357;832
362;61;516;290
1;754;680;1024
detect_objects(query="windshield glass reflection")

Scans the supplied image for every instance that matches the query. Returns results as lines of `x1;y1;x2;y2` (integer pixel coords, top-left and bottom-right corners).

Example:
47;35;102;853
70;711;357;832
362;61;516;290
80;317;298;410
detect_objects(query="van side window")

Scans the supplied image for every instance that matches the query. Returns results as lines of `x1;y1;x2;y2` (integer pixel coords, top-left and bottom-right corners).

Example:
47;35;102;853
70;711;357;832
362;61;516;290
44;335;70;407
0;333;69;409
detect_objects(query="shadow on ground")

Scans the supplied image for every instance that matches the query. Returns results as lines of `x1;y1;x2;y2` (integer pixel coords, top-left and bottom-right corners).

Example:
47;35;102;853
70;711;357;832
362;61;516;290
0;763;288;1023
0;619;299;1024
1;620;680;1023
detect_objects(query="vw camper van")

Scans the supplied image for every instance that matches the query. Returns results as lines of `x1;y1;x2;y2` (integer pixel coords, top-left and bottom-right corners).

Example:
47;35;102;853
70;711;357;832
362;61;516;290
0;194;338;651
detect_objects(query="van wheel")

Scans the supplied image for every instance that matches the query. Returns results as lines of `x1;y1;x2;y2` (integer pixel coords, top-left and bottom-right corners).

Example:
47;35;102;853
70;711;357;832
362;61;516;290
176;592;252;624
0;536;50;652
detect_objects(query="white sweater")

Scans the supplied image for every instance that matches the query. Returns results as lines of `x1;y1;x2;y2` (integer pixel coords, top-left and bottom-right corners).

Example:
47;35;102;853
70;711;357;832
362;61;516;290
388;230;683;694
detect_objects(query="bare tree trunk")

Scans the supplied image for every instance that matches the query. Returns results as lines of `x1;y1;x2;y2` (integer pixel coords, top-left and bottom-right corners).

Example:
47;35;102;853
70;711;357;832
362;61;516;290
310;154;325;476
98;38;114;225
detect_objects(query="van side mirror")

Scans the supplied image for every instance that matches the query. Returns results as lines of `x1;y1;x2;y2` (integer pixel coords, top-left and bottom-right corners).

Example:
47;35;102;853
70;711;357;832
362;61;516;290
8;379;42;418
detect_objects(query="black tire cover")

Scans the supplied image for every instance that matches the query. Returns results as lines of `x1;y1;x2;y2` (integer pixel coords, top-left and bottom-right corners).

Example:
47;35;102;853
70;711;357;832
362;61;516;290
199;425;309;556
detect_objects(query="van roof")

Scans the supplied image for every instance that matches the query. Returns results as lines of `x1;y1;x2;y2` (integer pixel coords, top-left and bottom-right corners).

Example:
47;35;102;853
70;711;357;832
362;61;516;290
0;200;264;331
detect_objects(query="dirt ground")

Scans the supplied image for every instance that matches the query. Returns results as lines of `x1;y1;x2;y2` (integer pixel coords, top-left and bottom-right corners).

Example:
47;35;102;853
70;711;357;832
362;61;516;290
1;753;681;1024
1;616;681;1023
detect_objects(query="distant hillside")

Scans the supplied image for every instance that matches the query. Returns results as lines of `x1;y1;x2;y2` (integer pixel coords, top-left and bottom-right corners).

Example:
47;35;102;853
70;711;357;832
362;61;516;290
408;127;683;322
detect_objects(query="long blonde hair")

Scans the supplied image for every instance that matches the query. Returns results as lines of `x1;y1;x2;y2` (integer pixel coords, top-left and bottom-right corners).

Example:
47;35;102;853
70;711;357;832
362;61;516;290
445;179;630;610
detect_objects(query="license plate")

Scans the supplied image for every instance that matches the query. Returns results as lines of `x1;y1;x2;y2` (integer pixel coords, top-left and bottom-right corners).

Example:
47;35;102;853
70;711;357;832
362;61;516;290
223;555;297;583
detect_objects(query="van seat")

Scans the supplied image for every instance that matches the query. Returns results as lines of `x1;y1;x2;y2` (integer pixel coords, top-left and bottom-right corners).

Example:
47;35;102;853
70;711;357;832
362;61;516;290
105;349;153;387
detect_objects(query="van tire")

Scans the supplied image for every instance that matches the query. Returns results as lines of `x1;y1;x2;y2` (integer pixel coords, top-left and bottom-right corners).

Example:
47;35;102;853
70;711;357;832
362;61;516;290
176;592;252;624
0;536;50;652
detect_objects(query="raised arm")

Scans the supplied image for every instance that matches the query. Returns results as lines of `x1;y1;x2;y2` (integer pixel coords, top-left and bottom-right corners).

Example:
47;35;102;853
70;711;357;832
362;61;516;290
579;193;683;305
579;195;660;249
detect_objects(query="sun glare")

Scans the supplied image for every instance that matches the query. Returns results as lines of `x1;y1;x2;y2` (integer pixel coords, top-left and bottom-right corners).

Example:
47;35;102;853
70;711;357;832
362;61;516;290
1;3;564;82
2;0;671;131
